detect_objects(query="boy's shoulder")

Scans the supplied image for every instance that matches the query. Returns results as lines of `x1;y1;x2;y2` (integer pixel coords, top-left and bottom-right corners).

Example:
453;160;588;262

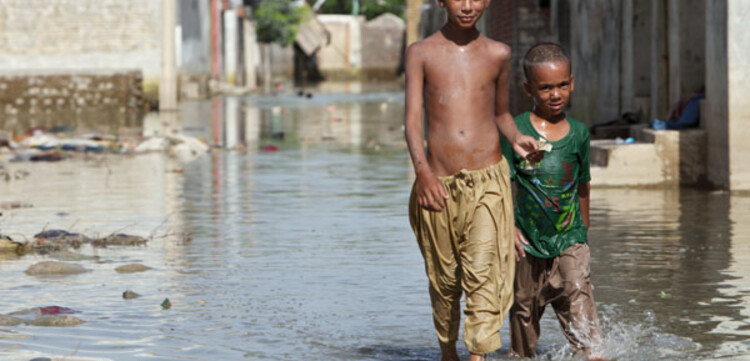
476;36;511;63
482;36;511;55
407;34;511;61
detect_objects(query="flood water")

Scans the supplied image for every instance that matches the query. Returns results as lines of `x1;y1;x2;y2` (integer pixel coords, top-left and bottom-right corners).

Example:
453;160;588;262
0;84;749;361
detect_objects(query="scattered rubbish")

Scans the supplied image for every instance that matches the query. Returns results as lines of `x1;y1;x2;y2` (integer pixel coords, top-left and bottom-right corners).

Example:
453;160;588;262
26;230;91;252
615;137;635;145
0;201;33;210
14;169;29;179
115;264;151;274
123;290;141;299
38;306;78;315
197;300;207;306
3;230;149;255
0;234;20;253
92;233;148;247
660;290;670;299
161;298;172;309
135;134;210;163
261;145;280;152
29;152;64;162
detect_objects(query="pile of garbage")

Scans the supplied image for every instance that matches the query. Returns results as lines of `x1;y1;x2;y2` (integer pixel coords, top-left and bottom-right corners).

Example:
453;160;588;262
0;229;148;255
0;128;210;163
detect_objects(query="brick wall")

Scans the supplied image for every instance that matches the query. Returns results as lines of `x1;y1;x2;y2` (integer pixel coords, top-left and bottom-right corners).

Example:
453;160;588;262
0;0;162;84
487;0;556;116
0;71;144;134
488;0;514;45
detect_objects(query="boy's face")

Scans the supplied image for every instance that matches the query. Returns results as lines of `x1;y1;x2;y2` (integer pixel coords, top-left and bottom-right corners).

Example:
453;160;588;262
439;0;489;29
524;61;574;117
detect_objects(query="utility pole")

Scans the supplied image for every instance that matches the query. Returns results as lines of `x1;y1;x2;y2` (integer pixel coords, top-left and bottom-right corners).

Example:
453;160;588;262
352;0;360;15
406;0;422;46
160;0;178;111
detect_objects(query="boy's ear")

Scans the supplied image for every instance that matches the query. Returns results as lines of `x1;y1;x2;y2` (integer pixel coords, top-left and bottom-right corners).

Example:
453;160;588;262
523;81;532;97
438;0;445;8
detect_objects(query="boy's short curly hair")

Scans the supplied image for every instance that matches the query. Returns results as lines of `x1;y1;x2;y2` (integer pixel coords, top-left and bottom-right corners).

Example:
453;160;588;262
523;43;571;80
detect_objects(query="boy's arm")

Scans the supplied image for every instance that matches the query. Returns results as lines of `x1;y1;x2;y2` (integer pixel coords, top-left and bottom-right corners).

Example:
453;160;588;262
578;182;590;229
494;47;540;161
404;43;448;212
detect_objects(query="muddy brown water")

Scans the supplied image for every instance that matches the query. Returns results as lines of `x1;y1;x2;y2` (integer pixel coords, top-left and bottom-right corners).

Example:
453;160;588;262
0;86;748;360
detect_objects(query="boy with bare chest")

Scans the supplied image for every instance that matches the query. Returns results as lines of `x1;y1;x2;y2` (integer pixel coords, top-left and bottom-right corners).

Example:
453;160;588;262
405;1;540;360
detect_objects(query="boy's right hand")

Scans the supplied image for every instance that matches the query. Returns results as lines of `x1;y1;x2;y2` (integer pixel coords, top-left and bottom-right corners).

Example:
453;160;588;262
514;227;528;261
416;170;449;212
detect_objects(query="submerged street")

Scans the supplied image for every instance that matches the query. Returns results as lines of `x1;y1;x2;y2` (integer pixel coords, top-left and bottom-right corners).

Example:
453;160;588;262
0;87;748;360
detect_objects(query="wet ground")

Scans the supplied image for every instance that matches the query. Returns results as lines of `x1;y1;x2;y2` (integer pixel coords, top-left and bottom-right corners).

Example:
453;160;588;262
0;84;749;360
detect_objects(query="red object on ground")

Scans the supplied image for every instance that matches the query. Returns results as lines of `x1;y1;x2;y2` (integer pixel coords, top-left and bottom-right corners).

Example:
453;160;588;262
39;306;78;315
261;145;280;152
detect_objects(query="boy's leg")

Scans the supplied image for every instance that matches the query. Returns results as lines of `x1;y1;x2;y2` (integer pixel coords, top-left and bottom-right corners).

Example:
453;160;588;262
409;187;463;358
549;243;602;353
459;181;515;356
509;254;546;358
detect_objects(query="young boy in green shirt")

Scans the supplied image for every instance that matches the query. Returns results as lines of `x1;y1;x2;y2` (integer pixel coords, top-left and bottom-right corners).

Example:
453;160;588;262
501;43;604;359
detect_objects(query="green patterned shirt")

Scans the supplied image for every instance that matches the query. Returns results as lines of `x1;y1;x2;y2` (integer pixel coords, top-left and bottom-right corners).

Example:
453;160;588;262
501;112;591;258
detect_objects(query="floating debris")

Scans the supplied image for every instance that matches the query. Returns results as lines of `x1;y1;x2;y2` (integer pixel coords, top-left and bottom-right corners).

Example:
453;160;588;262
123;290;142;299
92;233;148;247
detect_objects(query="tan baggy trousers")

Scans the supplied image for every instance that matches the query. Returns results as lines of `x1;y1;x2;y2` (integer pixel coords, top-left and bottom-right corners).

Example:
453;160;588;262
409;160;515;355
509;242;602;358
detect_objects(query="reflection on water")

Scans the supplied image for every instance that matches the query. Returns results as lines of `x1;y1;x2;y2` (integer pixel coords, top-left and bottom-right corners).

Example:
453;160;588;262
0;88;749;360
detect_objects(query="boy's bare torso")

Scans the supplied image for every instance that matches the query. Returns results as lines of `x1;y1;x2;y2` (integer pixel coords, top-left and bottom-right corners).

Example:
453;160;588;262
415;32;508;176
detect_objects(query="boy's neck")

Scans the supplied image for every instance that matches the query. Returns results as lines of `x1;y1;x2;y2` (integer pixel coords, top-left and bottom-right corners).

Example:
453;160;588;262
440;22;480;45
531;109;567;124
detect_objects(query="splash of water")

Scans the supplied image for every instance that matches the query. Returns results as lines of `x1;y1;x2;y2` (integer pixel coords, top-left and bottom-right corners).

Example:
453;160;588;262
536;306;697;361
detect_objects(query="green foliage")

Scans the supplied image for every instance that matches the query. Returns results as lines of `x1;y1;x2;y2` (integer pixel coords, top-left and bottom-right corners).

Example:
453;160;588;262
255;0;310;46
309;0;405;20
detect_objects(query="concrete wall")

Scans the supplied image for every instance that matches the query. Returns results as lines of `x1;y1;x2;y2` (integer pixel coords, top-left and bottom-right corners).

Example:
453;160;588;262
705;0;729;188
0;0;162;93
316;15;364;77
361;13;405;78
678;0;706;96
179;0;211;75
727;0;750;190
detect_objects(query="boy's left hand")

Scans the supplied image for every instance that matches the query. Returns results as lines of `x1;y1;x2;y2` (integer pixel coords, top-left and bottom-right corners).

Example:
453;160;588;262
513;134;545;163
514;227;528;262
